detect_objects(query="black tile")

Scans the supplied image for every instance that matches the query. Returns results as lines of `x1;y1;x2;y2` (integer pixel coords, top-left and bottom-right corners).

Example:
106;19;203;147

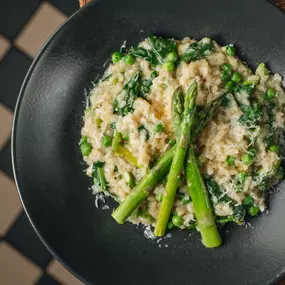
36;273;62;285
0;48;32;111
48;0;78;16
0;0;40;41
0;139;13;179
5;211;53;269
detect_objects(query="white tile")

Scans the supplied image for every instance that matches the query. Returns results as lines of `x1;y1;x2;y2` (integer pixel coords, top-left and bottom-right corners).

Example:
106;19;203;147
47;259;84;285
0;242;42;285
0;35;11;62
15;2;67;58
0;103;13;151
0;171;22;236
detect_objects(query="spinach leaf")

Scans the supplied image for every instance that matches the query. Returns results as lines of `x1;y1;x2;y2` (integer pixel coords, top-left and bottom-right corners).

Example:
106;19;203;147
138;125;150;140
92;161;107;190
113;72;141;116
180;38;214;63
147;35;177;64
239;101;262;127
140;79;153;97
130;47;158;66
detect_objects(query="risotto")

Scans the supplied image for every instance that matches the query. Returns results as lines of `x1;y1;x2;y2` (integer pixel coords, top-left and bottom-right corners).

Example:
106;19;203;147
80;35;285;246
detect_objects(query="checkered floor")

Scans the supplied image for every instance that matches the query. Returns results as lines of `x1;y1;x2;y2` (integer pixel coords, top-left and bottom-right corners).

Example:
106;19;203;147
0;1;84;284
0;1;284;285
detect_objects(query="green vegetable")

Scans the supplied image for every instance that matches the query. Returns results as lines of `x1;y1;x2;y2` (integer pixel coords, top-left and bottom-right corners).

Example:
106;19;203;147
113;72;141;116
180;38;214;63
92;161;107;190
95;118;102;126
167;138;176;146
80;136;92;156
124;54;135;65
162;61;175;71
221;71;230;82
130;47;158;65
122;134;129;141
138;125;150;140
226;156;235;166
112;52;123;63
123;172;136;188
205;179;232;204
167;220;174;230
225;81;235;91
154;123;165;133
233;205;246;224
112;91;225;225
239;101;262;127
154;81;197;237
241;153;254;166
110;122;116;129
172;87;184;138
186;147;222;248
140;79;153;96
112;132;140;167
166;52;178;62
265;88;276;100
112;145;176;224
172;215;183;227
102;135;112;147
235;81;255;95
151;71;158;78
156;193;163;202
181;195;191;205
235;172;248;192
242;195;254;207
148;35;177;64
231;71;241;83
247;205;260;216
226;45;235;56
256;63;269;76
221;63;232;74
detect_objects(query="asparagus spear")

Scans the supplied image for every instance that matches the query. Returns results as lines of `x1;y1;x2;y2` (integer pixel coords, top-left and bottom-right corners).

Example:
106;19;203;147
154;81;197;237
185;147;222;248
112;92;225;224
112;145;176;224
112;132;140;167
172;86;184;138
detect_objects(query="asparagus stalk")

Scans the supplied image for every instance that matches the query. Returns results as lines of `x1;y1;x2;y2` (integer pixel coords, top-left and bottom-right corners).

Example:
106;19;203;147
154;81;197;237
112;132;140;167
112;92;225;225
185;147;222;248
112;145;176;224
172;86;184;138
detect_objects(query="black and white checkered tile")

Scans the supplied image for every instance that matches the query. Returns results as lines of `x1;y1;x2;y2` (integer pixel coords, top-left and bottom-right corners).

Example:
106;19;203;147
0;1;84;284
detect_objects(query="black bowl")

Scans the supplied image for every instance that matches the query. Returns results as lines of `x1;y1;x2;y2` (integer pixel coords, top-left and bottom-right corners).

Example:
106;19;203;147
12;0;285;284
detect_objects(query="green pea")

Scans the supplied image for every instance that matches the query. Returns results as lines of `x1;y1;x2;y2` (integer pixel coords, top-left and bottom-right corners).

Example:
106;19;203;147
124;54;135;65
172;215;183;227
95;118;102;126
122;134;129;141
102;135;112;147
247;205;260;216
242;195;254;207
266;88;276;99
167;220;174;230
112;52;123;64
80;142;92;156
221;70;230;81
155;193;163;202
162;61;175;71
166;52;178;62
248;148;257;157
226;156;236;166
226;45;235;56
269;144;279;152
221;63;232;74
241;153;254;166
155;123;164;133
225;81;235;91
231;71;241;83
